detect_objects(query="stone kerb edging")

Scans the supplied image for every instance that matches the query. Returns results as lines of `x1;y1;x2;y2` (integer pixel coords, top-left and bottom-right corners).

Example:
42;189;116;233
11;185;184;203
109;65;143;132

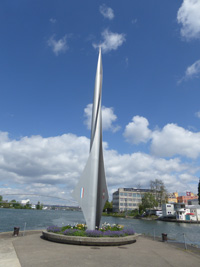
42;230;140;246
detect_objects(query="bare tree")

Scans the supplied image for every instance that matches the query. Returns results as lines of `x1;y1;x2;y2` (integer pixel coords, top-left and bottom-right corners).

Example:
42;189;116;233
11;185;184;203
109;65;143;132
150;179;167;207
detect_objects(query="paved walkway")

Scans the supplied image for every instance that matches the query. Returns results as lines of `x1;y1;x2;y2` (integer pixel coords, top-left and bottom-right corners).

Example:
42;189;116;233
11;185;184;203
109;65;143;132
0;231;200;267
0;232;21;267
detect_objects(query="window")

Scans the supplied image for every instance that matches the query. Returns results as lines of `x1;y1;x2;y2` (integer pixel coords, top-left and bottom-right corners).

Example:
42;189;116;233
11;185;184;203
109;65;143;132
124;193;128;196
120;193;123;196
132;193;136;197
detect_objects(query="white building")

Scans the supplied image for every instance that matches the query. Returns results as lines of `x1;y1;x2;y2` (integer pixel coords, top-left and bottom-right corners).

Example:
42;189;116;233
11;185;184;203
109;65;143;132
162;204;175;217
112;188;153;212
162;203;200;221
176;205;200;221
21;199;30;205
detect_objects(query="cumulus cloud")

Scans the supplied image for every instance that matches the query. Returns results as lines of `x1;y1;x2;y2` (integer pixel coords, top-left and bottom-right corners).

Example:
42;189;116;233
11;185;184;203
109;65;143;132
93;29;126;53
84;104;120;132
104;150;196;195
0;131;197;204
177;0;200;40
99;4;114;20
124;116;200;159
47;35;68;56
123;116;152;144
151;123;200;159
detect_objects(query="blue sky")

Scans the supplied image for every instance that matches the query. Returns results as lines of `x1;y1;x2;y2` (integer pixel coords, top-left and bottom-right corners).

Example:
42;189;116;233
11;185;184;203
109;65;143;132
0;0;200;205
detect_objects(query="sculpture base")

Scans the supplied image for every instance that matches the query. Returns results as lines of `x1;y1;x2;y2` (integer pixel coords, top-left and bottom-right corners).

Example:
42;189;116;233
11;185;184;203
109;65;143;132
42;231;140;246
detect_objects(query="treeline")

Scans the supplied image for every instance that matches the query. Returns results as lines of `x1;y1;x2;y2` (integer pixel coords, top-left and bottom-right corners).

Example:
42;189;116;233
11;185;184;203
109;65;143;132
0;195;43;210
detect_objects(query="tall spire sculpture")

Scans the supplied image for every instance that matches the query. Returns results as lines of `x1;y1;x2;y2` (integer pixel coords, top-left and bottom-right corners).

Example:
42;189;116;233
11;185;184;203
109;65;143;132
72;48;108;230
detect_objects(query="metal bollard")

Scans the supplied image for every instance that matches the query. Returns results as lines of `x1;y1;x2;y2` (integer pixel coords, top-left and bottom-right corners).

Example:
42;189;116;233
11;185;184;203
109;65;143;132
162;233;167;242
13;227;20;236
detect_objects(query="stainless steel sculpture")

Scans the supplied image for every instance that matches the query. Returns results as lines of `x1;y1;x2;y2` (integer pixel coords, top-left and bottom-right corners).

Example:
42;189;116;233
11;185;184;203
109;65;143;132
72;48;108;230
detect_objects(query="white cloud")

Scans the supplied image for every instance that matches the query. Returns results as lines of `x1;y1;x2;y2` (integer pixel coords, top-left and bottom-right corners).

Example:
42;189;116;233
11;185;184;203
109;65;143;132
93;29;126;53
84;104;120;132
195;111;200;118
47;35;68;56
185;59;200;79
178;59;200;83
151;123;200;159
104;150;196;196
99;4;114;20
124;116;200;159
177;0;200;40
123;116;152;144
49;18;56;24
0;131;197;204
131;19;137;24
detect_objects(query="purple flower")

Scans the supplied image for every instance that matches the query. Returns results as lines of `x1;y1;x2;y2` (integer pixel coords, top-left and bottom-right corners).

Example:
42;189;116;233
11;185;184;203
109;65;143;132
63;229;79;235
85;230;103;237
47;225;61;233
102;230;125;237
122;228;135;235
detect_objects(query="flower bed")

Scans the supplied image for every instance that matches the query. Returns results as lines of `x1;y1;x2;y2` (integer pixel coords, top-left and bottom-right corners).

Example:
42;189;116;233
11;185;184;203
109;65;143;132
47;223;134;238
43;223;139;246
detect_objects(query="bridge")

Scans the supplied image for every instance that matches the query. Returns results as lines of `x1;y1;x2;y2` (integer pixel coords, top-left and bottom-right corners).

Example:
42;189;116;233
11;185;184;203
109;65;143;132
0;193;78;206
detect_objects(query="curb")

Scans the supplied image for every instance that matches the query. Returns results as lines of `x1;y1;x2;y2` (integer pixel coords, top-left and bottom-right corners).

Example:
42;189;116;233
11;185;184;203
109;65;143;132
42;231;140;246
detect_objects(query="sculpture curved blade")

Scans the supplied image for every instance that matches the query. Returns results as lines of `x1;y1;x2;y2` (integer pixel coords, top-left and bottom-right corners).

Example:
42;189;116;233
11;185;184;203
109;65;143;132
72;48;108;230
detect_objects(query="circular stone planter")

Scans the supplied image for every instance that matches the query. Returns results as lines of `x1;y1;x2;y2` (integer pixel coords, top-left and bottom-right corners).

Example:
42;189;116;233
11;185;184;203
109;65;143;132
42;230;140;246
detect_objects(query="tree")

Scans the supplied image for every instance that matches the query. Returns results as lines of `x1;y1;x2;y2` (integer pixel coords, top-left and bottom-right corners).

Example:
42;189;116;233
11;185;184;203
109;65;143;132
198;179;200;205
24;201;31;209
36;201;43;210
141;193;158;210
103;200;113;213
10;199;21;209
150;179;167;207
0;195;3;202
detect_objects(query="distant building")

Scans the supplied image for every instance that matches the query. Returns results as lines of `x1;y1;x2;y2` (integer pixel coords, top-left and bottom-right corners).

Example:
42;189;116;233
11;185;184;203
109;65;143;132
162;203;200;221
112;188;154;212
21;199;30;205
162;203;175;217
162;203;186;217
188;199;199;205
177;192;198;204
167;192;178;203
176;205;200;221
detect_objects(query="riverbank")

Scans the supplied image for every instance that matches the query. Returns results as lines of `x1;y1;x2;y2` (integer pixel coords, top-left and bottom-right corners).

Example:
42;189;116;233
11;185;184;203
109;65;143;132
158;217;200;224
1;230;200;267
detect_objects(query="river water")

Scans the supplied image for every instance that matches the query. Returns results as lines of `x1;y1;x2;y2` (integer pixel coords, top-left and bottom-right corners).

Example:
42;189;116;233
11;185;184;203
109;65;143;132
1;209;200;247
